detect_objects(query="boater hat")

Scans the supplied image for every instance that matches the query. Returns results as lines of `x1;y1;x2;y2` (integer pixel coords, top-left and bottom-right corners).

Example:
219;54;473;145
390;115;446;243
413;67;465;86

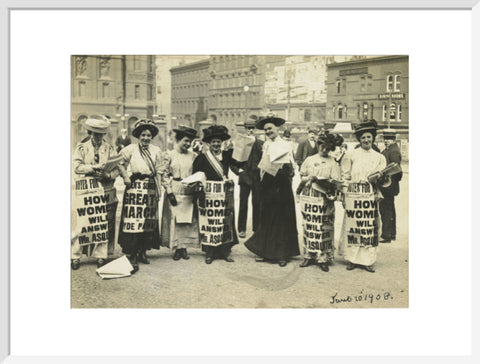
382;128;397;140
244;116;257;128
255;112;286;130
85;117;110;134
132;119;159;139
354;120;378;140
172;125;198;140
202;125;231;143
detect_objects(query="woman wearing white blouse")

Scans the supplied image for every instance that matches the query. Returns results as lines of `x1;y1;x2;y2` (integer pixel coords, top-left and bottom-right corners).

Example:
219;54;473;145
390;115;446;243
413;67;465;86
339;120;386;273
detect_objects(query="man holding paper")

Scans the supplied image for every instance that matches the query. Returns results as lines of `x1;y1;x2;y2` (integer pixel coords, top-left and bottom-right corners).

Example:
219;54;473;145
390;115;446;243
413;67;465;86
244;113;300;267
233;117;264;238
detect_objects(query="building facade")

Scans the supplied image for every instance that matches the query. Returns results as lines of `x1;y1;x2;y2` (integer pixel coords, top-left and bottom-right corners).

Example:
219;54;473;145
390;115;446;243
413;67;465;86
326;55;409;139
170;59;210;131
71;55;164;149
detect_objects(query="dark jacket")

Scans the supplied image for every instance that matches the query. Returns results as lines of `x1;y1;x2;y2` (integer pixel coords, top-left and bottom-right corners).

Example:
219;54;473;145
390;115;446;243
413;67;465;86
238;138;264;186
116;135;132;153
193;149;241;181
295;138;318;167
380;142;402;197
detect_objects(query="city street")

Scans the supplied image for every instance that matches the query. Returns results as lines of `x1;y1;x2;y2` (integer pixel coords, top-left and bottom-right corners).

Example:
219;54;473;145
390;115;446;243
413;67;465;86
71;163;409;309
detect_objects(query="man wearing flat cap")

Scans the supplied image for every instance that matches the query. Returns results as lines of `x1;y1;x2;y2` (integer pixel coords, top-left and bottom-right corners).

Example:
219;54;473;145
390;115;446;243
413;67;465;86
295;127;319;168
237;116;264;239
379;130;403;243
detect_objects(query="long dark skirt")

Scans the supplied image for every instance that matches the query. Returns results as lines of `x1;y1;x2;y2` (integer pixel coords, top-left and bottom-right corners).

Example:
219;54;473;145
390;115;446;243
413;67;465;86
379;196;396;240
244;172;300;260
118;177;161;255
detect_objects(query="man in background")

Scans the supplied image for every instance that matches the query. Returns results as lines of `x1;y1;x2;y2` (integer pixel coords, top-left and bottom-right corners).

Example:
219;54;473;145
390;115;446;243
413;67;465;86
379;130;403;243
295;127;319;168
115;128;131;153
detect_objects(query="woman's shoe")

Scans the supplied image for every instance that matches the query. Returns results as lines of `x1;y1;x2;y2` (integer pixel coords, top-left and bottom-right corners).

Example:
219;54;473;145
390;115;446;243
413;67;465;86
224;255;234;262
364;265;375;273
128;255;139;274
138;251;150;264
205;256;213;264
319;263;329;272
255;256;265;262
173;249;182;261
299;259;311;268
97;258;106;268
278;260;287;267
346;262;356;270
71;259;80;270
181;249;190;260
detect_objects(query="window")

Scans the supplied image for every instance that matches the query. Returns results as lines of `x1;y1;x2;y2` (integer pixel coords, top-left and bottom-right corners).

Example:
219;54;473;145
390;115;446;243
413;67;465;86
389;103;396;121
362;103;369;121
148;56;153;73
387;75;393;92
397;104;402;121
147;85;153;100
135;84;140;99
102;82;110;98
338;105;343;119
342;78;346;93
357;104;361;120
79;81;86;97
134;56;142;71
382;105;387;121
360;76;366;92
336;80;341;94
304;109;311;122
394;75;401;91
370;104;374;119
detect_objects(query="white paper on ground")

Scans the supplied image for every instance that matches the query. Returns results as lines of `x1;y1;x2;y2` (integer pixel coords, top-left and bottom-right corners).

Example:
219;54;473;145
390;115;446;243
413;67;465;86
96;255;133;279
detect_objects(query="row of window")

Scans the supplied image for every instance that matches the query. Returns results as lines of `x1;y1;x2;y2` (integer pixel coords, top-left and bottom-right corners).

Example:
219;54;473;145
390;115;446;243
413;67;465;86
172;99;208;113
132;55;155;73
332;102;403;121
171;68;210;83
76;81;153;100
335;74;402;94
211;55;256;70
172;83;209;99
212;74;259;90
211;92;260;108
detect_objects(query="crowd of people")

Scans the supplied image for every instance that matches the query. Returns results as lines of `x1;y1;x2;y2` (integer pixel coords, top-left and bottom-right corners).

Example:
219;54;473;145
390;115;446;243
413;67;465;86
71;113;403;275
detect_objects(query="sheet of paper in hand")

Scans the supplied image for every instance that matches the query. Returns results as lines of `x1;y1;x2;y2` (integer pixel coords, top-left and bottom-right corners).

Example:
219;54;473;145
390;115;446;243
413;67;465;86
102;154;123;173
171;195;194;223
258;153;282;176
232;134;255;162
268;141;290;164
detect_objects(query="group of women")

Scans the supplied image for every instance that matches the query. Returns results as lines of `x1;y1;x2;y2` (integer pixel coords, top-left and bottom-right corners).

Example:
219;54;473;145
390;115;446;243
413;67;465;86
71;115;388;274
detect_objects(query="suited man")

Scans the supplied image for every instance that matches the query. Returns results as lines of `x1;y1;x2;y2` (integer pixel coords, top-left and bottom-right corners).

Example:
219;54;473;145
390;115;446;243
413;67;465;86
237;118;264;238
115;128;131;153
295;127;319;168
379;130;403;243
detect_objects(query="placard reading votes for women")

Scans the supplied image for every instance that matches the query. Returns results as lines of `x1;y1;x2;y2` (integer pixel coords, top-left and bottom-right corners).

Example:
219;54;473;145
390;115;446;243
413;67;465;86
299;188;335;255
198;181;234;246
73;177;117;246
122;180;158;233
344;182;379;247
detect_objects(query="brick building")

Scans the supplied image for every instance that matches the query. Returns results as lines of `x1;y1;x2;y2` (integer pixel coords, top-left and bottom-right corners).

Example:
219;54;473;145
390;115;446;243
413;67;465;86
326;55;409;139
71;55;164;149
170;59;210;131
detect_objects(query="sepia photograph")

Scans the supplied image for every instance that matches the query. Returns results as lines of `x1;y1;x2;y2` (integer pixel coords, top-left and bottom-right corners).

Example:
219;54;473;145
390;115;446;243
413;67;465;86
71;54;409;308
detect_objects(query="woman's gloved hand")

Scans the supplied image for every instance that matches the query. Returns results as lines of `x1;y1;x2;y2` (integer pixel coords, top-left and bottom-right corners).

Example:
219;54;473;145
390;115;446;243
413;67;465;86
167;193;178;206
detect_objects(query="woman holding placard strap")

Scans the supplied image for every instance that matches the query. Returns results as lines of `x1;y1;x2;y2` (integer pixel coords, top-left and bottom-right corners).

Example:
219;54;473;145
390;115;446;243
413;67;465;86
71;117;121;270
297;131;343;272
118;119;163;273
339;120;387;273
159;125;201;261
192;125;241;264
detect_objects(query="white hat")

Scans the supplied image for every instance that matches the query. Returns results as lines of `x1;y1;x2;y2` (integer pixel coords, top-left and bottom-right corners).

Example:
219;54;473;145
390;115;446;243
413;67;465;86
85;118;110;134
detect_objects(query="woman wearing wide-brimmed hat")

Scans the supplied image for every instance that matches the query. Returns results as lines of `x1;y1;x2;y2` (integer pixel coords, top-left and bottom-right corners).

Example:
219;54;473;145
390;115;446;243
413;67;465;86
244;113;300;267
71;117;120;270
159;125;201;261
117;119;163;273
192;125;241;264
297;131;343;272
338;120;387;273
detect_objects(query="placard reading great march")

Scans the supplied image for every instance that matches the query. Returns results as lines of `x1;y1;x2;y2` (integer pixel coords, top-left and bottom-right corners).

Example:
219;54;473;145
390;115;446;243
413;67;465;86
122;180;158;233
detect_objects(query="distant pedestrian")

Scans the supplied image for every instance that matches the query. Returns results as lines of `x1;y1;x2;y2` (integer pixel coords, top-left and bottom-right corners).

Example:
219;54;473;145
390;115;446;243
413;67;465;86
295;127;319;168
379;130;403;243
237;117;264;239
115;128;131;153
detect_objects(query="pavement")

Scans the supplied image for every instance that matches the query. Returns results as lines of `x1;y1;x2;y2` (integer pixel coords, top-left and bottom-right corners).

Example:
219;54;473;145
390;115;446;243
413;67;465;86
71;165;409;308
